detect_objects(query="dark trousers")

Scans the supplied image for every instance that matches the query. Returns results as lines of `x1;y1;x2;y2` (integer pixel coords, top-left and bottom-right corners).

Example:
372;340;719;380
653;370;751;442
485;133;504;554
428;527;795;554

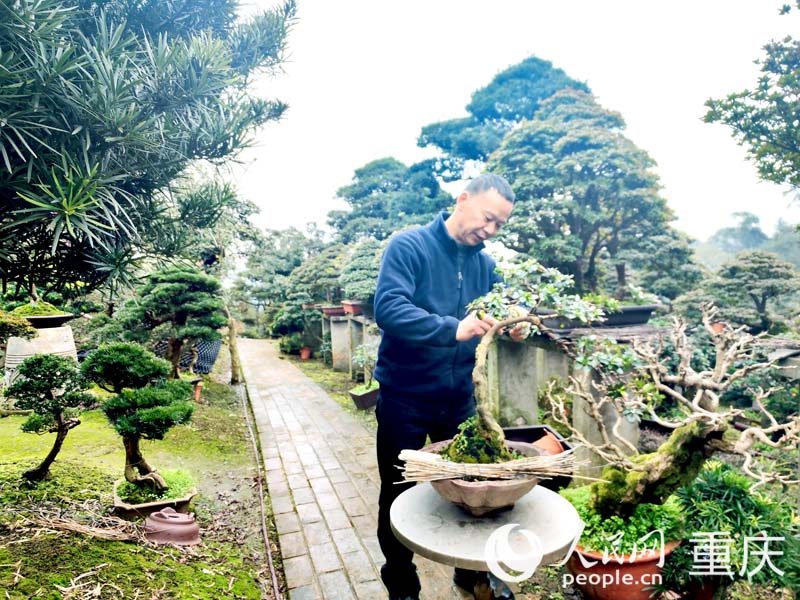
376;384;476;597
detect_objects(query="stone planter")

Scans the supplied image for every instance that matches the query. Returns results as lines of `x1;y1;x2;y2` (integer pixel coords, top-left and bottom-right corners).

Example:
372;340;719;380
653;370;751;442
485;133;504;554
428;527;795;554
420;439;543;516
112;479;196;520
567;540;680;600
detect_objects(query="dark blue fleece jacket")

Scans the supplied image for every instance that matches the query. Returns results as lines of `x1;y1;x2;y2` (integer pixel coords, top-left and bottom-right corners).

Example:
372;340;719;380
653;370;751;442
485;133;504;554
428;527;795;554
373;212;501;397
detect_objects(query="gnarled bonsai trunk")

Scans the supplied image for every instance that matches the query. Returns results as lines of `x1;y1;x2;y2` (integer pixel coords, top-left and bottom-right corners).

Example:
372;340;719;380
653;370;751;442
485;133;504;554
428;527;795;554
165;338;184;379
122;435;167;492
591;421;726;517
23;413;79;482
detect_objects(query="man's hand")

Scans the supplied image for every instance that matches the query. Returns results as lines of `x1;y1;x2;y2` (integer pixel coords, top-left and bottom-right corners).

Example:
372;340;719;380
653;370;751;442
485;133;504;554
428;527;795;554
456;312;499;342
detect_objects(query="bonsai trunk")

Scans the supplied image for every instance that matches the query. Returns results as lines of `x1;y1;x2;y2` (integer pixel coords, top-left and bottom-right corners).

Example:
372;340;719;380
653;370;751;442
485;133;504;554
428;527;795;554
591;421;725;517
166;338;184;379
22;413;77;482
614;263;627;300
122;435;168;492
224;304;242;385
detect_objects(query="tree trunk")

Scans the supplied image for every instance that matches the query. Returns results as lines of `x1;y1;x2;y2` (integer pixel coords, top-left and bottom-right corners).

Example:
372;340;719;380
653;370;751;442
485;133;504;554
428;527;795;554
23;414;71;482
105;301;115;317
122;435;167;492
166;338;184;379
591;422;725;517
615;263;627;299
224;303;242;385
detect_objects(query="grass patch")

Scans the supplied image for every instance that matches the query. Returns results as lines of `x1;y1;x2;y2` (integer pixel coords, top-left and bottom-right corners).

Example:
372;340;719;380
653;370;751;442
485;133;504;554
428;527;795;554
0;349;282;599
116;468;195;504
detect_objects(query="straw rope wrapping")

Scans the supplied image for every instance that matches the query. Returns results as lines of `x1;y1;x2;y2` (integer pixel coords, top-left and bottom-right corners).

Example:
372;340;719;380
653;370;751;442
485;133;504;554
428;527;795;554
398;447;581;483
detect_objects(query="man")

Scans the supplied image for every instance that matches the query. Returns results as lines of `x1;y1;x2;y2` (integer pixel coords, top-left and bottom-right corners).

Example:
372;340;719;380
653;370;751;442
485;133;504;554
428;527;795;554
373;173;518;600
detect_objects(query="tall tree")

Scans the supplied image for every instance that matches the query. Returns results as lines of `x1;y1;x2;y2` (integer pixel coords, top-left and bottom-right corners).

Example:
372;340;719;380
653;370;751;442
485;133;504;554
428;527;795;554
328;158;451;243
418;56;590;180
705;3;800;188
488;89;672;294
0;0;296;297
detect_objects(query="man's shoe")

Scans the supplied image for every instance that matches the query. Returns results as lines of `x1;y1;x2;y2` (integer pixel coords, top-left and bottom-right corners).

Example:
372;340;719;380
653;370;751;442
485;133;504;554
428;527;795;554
454;569;515;599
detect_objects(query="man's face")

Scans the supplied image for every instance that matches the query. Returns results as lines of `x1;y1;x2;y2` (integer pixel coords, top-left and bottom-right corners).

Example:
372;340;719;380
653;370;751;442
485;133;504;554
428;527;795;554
451;188;513;246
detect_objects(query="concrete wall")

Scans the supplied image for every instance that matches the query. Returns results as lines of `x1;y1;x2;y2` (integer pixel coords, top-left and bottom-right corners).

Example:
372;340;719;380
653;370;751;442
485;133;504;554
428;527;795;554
326;315;350;372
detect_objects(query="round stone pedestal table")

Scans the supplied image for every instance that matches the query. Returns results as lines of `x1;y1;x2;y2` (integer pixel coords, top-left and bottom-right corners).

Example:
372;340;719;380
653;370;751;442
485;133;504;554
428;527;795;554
390;482;582;571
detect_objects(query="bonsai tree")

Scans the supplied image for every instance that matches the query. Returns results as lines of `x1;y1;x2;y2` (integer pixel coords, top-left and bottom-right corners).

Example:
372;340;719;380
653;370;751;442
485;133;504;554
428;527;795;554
444;258;604;463
102;379;194;493
352;339;379;391
544;303;800;521
81;342;171;394
339;238;384;303
122;267;226;378
5;354;93;481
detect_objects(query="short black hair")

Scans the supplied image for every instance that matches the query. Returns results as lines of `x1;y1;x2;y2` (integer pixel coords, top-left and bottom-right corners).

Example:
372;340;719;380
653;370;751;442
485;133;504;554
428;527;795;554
465;173;515;203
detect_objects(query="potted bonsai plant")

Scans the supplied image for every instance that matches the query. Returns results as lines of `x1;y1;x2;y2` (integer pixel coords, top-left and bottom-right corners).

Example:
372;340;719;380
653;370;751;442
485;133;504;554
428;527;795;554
11;299;75;329
339;238;383;318
5;353;93;481
400;259;604;514
349;339;379;409
81;341;195;516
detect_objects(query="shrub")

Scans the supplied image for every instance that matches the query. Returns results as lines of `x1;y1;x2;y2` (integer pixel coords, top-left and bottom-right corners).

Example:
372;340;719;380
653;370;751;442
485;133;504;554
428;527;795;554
82;342;171;394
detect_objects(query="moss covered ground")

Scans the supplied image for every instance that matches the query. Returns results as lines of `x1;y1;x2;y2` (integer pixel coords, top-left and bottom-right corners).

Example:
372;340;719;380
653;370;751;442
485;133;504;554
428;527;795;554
0;349;283;599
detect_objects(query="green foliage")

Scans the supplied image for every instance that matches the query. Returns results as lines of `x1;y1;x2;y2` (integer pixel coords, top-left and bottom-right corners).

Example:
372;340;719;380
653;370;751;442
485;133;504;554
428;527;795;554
278;332;305;355
443;415;516;464
0;0;297;296
102;379;193;440
339;238;384;302
705;8;800;187
320;332;333;366
81;342;171;394
488;89;673;294
288;243;348;303
574;335;640;374
561;485;684;555
623;230;705;301
0;309;36;343
116;468;195;504
328;158;452;242
352;339;379;387
662;461;799;592
11;301;68;316
6;355;92;432
467;257;604;326
418;55;590;180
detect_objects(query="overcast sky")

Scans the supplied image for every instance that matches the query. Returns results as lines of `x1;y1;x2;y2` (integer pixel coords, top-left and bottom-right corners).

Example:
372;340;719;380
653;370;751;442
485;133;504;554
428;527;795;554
230;0;800;242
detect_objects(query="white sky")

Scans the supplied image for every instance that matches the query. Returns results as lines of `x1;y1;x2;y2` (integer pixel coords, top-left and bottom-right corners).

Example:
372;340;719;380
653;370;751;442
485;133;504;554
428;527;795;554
230;0;800;242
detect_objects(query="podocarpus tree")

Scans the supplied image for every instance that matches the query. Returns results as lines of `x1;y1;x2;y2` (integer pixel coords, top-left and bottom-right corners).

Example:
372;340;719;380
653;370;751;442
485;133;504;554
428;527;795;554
418;55;589;180
488;89;673;294
5;354;93;481
102;379;194;492
545;304;800;519
81;342;171;394
0;0;296;298
123;267;226;378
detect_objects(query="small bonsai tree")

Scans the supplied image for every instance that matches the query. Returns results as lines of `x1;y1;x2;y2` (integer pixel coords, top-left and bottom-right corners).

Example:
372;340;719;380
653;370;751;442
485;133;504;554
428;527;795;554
339;238;383;302
81;342;171;394
102;379;194;493
5;354;92;481
352;339;379;390
122;267;226;378
0;309;37;342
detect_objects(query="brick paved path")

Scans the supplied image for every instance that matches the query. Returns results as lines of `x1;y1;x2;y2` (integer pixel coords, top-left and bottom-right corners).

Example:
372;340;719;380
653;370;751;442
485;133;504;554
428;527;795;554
239;339;471;600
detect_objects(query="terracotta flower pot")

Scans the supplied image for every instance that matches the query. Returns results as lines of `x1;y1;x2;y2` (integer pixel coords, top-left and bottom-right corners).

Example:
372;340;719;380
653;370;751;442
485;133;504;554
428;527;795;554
340;300;363;315
532;431;563;455
299;346;312;360
321;305;346;316
567;540;680;600
420;440;544;517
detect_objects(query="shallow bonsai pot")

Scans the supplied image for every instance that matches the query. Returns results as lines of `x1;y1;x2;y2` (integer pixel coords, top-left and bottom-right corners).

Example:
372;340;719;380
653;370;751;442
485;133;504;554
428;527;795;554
340;300;363;315
536;305;659;330
23;314;76;329
112;479;196;520
420;439;544;517
321;305;346;317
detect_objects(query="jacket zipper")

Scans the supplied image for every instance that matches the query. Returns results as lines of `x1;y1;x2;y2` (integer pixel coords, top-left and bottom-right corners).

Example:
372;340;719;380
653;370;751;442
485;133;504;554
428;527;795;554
451;267;465;388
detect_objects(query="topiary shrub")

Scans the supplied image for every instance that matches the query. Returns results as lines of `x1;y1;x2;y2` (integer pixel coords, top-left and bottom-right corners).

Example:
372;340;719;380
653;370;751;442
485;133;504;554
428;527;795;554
102;379;194;493
81;342;171;394
5;354;93;481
